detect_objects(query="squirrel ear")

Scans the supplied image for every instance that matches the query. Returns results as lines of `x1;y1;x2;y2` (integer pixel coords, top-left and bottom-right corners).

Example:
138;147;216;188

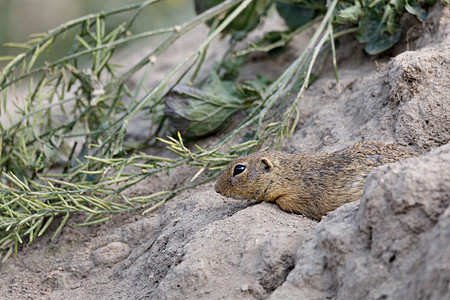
260;157;273;173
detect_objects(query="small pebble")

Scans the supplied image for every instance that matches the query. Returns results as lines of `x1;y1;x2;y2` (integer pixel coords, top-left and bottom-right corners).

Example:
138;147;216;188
91;242;131;266
241;284;249;292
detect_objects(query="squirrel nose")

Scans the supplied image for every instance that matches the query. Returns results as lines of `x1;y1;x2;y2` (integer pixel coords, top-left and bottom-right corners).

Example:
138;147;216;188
214;182;222;194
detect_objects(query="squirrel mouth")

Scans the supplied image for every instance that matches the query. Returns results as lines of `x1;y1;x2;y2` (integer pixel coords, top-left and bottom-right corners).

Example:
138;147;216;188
214;181;225;195
214;177;233;195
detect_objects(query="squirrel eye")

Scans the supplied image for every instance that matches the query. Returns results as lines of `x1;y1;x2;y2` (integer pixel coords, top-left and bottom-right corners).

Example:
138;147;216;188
233;164;246;176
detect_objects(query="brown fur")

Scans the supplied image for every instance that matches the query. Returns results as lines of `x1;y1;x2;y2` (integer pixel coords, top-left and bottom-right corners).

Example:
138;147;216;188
215;142;417;220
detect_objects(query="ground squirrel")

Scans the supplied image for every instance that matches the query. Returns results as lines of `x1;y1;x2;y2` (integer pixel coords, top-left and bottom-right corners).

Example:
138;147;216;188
215;142;417;220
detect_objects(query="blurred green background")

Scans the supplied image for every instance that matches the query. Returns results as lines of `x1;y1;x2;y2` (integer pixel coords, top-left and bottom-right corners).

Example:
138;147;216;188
0;0;195;59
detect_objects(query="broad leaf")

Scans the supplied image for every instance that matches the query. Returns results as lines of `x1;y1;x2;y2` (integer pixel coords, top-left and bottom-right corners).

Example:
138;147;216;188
165;74;245;138
356;8;402;54
276;2;316;29
334;1;362;25
405;2;427;21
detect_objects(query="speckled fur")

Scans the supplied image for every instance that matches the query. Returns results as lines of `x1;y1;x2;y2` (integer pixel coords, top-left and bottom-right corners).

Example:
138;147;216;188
215;142;417;220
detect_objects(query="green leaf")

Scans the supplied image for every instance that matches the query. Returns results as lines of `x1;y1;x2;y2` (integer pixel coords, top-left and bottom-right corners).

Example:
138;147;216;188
164;73;246;138
385;8;398;34
194;0;270;34
405;2;427;22
356;8;402;55
276;2;316;29
364;29;402;54
194;0;223;15
356;8;381;43
216;55;245;81
391;0;406;13
334;1;362;25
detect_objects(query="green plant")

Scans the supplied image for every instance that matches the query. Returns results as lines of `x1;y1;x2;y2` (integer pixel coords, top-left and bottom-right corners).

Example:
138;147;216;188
0;0;445;262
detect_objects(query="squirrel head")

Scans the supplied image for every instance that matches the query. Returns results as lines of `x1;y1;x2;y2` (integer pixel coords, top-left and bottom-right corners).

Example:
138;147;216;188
214;152;277;201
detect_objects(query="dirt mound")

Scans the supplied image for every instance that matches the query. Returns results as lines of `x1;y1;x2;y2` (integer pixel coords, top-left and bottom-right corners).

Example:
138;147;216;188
1;4;449;300
271;144;450;299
